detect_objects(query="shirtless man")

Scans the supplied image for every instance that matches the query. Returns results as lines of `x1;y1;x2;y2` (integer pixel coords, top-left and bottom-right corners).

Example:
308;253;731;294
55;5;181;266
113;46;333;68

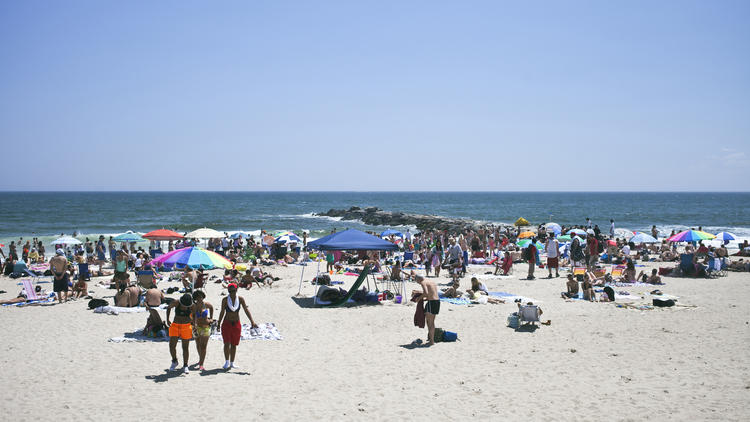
49;249;69;304
561;274;579;299
415;275;440;346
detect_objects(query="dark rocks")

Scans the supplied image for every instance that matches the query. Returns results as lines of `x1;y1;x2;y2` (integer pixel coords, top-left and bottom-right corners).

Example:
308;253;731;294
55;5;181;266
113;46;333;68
315;207;509;234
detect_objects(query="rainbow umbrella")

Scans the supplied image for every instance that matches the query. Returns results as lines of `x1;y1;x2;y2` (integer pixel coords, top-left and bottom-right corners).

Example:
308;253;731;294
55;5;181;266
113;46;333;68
151;246;231;269
667;230;715;242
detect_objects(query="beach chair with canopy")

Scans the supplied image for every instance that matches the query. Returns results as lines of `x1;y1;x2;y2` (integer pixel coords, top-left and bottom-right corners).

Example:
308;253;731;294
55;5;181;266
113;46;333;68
517;305;540;329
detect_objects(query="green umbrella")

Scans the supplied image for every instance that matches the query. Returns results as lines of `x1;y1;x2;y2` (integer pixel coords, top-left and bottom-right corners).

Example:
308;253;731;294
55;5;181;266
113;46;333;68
113;231;144;242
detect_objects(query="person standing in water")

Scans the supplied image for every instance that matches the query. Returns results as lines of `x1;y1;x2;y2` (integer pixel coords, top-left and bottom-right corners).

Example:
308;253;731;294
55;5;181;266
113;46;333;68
166;293;194;374
217;283;258;370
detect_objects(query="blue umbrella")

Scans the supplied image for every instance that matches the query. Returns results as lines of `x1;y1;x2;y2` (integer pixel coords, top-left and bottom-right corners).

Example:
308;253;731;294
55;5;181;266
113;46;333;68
381;229;404;238
275;233;302;244
113;231;144;242
714;232;736;242
545;223;562;235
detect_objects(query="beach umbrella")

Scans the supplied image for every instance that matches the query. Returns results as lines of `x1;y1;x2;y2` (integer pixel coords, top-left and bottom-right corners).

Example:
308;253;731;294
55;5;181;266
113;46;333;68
229;231;249;239
606;240;617;246
518;231;536;239
113;231;144;243
514;217;530;227
613;228;635;239
630;232;659;243
185;227;225;239
545;223;562;235
381;229;404;238
151;246;231;269
50;235;81;245
667;230;715;242
275;233;302;244
261;235;276;246
557;235;572;242
714;232;736;242
568;229;587;237
142;229;184;241
517;239;544;251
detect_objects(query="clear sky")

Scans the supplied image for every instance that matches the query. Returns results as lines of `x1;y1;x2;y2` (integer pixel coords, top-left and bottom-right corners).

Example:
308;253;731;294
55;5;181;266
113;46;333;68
1;1;748;191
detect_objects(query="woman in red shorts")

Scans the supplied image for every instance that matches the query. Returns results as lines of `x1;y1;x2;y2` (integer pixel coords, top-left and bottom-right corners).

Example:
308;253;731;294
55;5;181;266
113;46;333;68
217;283;258;370
166;293;194;374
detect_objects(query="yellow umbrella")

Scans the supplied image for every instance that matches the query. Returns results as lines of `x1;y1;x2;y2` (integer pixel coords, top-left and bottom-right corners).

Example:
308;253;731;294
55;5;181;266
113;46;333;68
514;217;529;226
518;231;536;239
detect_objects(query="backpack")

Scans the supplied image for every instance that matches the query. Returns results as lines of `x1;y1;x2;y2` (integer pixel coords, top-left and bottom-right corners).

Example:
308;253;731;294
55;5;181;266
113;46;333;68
88;298;108;309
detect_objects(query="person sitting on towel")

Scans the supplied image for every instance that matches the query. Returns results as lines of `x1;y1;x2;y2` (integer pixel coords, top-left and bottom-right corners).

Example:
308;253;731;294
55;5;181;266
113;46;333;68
561;274;579;299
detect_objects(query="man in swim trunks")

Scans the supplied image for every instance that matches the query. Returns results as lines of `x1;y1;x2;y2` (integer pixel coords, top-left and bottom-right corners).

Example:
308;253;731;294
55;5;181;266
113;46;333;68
217;283;258;370
415;275;440;346
49;249;69;304
166;293;194;374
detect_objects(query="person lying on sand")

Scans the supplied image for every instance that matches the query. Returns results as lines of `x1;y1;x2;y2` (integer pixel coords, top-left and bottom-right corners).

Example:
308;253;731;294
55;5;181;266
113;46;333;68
0;286;49;305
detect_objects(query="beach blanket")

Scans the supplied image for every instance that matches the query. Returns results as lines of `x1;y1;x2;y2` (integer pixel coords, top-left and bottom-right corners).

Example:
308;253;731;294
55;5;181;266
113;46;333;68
94;304;167;315
612;281;665;287
210;323;282;341
489;291;538;303
109;329;169;343
438;295;472;305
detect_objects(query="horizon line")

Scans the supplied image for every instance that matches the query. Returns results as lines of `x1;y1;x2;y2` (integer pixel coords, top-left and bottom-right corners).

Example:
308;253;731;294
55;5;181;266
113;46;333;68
1;190;749;194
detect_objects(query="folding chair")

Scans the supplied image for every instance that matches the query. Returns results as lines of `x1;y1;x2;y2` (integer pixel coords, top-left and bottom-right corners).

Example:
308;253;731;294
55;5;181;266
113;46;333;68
611;266;624;279
518;305;540;328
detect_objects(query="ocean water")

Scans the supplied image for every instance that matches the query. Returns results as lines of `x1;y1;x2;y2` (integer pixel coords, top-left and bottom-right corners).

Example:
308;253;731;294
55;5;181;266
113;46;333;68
1;192;748;247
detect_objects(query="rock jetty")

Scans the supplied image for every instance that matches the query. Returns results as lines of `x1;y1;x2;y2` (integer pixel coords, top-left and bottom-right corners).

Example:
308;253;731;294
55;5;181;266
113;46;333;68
315;206;510;233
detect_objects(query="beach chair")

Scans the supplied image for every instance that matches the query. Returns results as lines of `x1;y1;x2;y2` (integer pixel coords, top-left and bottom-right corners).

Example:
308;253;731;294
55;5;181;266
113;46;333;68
403;251;414;263
137;270;156;289
21;279;40;301
611;266;624;279
573;267;586;281
707;258;726;278
77;263;91;281
517;305;540;328
679;254;695;276
318;265;371;308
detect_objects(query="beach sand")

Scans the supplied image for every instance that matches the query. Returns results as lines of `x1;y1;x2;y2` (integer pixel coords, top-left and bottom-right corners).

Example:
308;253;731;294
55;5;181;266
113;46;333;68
1;261;748;421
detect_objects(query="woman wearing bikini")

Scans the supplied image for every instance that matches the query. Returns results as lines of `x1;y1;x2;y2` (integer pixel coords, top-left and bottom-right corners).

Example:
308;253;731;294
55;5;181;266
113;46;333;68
192;290;213;371
166;293;194;374
217;283;258;370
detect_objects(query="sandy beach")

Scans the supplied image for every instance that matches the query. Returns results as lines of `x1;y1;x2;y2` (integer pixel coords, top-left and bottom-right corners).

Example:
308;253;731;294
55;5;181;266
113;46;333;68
1;260;748;421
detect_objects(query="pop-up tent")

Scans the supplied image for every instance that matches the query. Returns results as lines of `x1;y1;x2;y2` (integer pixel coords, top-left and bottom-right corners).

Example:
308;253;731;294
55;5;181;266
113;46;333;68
298;229;399;303
308;229;400;251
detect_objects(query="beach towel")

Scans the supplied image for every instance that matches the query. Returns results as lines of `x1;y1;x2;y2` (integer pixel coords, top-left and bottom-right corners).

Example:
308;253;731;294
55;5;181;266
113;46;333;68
1;293;55;307
94;304;167;315
438;294;472;305
488;291;539;304
210;323;282;341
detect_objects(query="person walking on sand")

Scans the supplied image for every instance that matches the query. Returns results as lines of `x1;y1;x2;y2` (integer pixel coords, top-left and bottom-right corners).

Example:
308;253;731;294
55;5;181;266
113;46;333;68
166;293;194;374
192;290;213;372
217;283;258;370
526;238;537;280
415;275;440;346
546;236;560;278
49;249;69;304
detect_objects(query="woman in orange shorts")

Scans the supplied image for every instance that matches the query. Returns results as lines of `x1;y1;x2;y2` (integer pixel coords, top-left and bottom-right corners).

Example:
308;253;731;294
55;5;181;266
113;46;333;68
166;293;194;374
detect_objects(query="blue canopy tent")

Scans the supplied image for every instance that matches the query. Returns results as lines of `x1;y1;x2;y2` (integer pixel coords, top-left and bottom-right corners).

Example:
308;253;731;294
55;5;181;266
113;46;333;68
380;229;404;238
298;229;399;300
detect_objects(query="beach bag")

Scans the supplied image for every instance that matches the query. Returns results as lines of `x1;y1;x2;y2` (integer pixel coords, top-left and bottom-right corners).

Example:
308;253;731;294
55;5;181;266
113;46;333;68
507;312;519;329
653;298;675;307
442;331;458;342
88;298;108;309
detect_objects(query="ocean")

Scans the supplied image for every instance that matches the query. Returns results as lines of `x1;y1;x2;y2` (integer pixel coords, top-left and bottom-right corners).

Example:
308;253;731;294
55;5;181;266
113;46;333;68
1;192;748;247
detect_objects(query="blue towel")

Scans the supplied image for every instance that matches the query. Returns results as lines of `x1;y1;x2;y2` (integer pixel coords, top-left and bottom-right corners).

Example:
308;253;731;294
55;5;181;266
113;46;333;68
438;294;471;305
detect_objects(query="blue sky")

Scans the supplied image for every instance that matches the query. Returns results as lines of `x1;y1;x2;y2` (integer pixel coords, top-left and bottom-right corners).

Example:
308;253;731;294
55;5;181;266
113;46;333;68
1;1;748;191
